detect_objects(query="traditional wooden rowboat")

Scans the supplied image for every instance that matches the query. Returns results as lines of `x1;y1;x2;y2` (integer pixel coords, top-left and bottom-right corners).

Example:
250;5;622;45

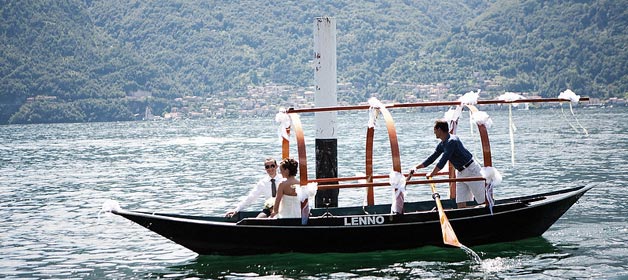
113;185;590;255
110;96;591;255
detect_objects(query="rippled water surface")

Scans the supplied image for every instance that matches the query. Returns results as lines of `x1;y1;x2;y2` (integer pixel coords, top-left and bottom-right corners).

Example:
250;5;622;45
1;107;627;279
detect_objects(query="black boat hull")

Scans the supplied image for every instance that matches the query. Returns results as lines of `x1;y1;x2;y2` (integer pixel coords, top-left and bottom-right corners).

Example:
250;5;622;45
113;186;591;255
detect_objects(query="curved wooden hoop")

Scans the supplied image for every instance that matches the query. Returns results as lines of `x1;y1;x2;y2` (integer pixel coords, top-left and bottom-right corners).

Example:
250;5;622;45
288;113;309;186
365;126;375;205
465;105;492;167
364;106;402;206
282;128;290;159
380;108;402;172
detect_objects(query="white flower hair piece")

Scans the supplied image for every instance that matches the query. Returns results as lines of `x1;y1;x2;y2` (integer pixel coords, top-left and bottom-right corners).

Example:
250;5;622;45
459;89;480;105
558;89;580;103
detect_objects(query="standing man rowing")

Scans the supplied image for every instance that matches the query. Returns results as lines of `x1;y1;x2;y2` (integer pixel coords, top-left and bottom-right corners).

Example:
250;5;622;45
412;120;485;208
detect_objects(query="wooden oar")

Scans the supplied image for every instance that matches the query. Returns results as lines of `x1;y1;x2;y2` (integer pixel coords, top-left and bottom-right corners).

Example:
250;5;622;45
428;176;462;248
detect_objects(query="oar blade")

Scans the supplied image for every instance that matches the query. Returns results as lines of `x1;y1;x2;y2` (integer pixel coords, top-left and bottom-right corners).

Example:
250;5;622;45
429;178;462;248
439;214;461;247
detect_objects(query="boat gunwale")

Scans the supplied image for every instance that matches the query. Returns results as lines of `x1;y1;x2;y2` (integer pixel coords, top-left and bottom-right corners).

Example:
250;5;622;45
113;185;591;229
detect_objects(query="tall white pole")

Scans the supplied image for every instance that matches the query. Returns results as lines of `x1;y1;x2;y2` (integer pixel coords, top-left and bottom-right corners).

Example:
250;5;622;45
314;17;339;207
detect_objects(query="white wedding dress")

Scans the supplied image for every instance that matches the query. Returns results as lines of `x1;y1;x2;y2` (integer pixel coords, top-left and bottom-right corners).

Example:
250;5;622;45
277;191;301;219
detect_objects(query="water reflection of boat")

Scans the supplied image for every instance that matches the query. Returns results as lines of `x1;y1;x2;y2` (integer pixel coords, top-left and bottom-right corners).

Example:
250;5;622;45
160;236;558;278
110;97;591;256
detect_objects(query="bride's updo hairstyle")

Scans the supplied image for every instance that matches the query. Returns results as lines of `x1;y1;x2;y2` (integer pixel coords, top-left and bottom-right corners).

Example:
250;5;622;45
280;158;298;177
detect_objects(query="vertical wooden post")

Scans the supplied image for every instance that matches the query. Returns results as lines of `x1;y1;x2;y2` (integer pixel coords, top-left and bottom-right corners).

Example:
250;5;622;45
314;17;339;208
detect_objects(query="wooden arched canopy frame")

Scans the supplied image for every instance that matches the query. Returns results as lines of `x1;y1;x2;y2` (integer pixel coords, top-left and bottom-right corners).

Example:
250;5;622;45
281;97;589;207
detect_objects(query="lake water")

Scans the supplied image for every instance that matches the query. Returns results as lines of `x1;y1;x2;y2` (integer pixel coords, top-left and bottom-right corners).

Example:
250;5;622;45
1;106;626;279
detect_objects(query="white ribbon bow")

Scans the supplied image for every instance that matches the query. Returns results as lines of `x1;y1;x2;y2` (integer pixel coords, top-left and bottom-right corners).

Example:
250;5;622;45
472;110;493;128
498;92;525;166
296;182;318;203
367;97;385;128
481;167;502;215
558;89;580;103
558;89;588;135
275;109;291;141
459;89;480;105
389;170;406;214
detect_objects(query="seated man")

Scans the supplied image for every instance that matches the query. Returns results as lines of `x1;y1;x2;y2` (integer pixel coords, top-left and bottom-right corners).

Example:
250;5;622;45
225;158;285;218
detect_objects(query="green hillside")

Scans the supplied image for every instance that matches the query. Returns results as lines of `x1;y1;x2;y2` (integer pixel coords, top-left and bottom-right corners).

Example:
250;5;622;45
1;0;626;124
384;0;628;98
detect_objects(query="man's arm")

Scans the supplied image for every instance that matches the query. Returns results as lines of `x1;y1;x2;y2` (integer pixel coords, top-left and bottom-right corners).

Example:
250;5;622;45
427;166;441;178
226;179;264;217
415;145;443;169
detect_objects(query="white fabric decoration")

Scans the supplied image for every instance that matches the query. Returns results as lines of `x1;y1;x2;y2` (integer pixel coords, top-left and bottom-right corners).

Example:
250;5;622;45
368;107;378;128
508;104;517;166
481;167;502;215
444;106;463;135
389;170;406;214
498;92;525;108
368;97;385;108
296;182;318;203
367;97;385;128
558;89;588;135
275;109;291;141
469;110;474;136
459;89;480;105
295;182;318;225
367;97;392;129
443;106;462;123
498;92;525;166
472;110;493;128
558;89;580;102
481;167;503;186
498;92;525;102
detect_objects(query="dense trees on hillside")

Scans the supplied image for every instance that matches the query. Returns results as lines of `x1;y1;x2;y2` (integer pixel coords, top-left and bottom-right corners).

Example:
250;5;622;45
0;0;626;124
403;0;628;98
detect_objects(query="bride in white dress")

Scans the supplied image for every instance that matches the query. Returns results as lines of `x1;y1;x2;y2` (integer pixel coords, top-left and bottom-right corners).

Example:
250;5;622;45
271;158;301;219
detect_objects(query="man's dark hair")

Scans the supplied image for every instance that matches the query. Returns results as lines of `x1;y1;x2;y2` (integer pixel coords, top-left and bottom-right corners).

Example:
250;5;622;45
434;120;449;133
